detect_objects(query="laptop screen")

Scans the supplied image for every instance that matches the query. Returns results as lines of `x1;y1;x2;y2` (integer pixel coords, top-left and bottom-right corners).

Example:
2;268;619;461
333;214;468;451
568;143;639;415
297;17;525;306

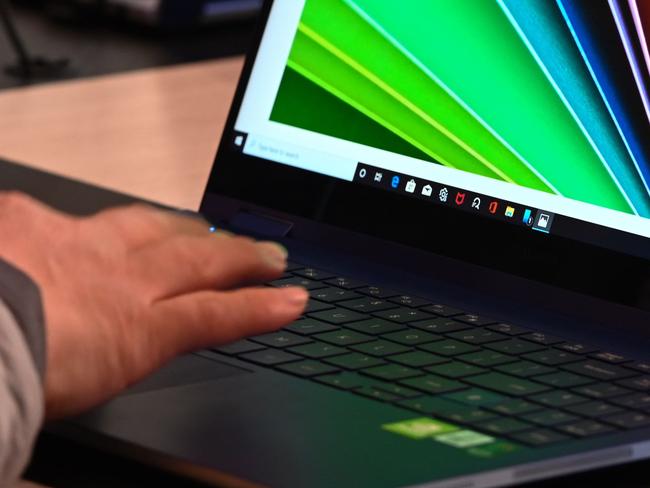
232;0;650;258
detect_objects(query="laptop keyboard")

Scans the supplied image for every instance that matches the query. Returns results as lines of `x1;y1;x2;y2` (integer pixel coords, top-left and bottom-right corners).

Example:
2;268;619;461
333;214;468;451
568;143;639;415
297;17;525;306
214;262;650;448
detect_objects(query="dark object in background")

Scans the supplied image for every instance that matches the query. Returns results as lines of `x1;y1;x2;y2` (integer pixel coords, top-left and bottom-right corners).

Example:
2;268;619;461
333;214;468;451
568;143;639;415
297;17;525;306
0;0;68;80
31;0;262;29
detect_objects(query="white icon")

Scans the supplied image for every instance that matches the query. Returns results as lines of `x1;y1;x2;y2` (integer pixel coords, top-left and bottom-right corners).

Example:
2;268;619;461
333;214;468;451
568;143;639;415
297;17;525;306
538;213;550;228
234;135;244;147
359;168;367;178
439;187;449;202
422;184;433;197
374;172;383;183
405;179;417;193
471;197;481;210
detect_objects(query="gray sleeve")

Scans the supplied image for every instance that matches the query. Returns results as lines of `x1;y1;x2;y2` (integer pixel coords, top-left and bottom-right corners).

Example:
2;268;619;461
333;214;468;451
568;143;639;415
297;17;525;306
0;260;46;487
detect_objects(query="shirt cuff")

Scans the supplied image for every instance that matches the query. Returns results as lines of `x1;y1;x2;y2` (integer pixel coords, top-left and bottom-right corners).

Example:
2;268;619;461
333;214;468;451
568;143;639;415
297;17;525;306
0;260;45;381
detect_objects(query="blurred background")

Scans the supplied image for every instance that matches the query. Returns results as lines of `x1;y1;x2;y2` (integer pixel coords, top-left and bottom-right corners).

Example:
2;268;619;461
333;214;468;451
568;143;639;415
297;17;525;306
0;0;262;89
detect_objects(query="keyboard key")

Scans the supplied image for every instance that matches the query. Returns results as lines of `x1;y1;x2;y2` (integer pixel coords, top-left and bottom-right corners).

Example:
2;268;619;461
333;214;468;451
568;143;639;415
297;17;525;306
309;308;366;325
465;373;548;397
400;375;467;395
446;408;498;424
611;393;650;409
399;397;497;423
511;429;570;447
454;314;498;326
318;331;379;351
604;411;650;429
531;390;588;407
419;339;479;357
240;350;302;366
467;372;549;397
374;308;435;323
324;277;367;290
420;304;464;317
351;340;411;357
345;318;406;335
325;353;386;370
389;295;430;308
374;383;422;398
410;318;471;334
425;361;486;379
521;332;563;346
357;286;399;299
522;409;578;427
573;383;631;400
397;396;460;414
251;331;311;348
495;361;556;378
213;340;265;355
277;360;340;377
285;318;339;335
361;364;423;381
316;372;371;390
617;376;650;391
447;329;508;345
534;372;594;388
566;401;624;419
310;287;362;303
562;361;637;381
288;341;347;359
270;276;325;290
487;339;546;355
304;299;335;314
339;297;398;313
489;399;541;416
557;343;598;355
477;417;532;435
382;329;442;346
285;261;304;272
390;351;449;368
559;420;615;438
523;349;581;366
626;362;650;374
444;388;506;407
486;323;532;336
356;387;399;402
459;351;517;367
589;352;629;364
293;268;335;280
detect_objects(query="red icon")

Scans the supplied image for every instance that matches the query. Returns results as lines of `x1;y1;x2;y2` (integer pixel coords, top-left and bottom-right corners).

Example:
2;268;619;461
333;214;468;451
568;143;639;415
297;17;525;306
489;201;499;214
455;192;466;205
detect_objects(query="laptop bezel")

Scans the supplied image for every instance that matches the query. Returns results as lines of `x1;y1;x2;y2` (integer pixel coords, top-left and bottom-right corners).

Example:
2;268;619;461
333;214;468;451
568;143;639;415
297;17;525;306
200;0;650;312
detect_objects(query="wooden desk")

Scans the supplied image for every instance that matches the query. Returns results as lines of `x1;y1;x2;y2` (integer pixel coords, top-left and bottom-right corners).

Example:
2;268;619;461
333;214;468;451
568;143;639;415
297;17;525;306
0;57;244;211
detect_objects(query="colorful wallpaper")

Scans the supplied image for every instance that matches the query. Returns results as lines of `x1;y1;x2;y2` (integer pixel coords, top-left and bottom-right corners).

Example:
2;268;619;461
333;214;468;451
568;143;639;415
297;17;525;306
270;0;650;217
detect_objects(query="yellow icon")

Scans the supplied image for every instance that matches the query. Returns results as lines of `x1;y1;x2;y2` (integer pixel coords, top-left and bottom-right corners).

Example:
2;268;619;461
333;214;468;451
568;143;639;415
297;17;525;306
505;206;515;218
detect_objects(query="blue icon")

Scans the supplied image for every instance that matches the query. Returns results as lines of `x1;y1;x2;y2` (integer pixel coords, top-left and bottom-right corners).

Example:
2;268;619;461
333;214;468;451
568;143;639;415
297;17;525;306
523;209;532;226
391;176;400;189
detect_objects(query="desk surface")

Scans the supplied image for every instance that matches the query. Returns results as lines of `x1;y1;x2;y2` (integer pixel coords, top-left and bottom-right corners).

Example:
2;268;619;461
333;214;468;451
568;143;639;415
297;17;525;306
0;57;244;211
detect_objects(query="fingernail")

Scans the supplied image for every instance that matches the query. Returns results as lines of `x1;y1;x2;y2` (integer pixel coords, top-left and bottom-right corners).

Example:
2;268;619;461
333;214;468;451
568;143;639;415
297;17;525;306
283;287;309;306
257;242;288;268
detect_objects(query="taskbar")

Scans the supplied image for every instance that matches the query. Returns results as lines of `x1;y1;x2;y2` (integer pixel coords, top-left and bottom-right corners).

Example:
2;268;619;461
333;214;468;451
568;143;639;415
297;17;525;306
353;163;555;234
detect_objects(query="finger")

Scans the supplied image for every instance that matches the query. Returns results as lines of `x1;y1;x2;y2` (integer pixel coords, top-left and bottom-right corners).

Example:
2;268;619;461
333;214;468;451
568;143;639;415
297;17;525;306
131;235;289;299
92;204;212;249
148;286;308;360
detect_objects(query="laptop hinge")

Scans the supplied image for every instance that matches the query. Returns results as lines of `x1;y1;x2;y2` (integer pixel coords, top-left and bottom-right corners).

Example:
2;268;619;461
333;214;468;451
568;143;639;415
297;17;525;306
227;211;294;238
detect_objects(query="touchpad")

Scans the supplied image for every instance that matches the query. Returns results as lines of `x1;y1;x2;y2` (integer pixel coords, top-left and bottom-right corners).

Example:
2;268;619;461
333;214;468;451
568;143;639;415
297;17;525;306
122;354;251;396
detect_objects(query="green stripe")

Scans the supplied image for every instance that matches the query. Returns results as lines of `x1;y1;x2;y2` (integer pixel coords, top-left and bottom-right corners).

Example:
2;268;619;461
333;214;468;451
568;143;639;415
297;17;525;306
350;0;632;212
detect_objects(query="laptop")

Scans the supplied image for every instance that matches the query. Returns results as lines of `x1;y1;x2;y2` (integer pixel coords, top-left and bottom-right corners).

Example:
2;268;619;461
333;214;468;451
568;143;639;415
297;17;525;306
51;0;650;486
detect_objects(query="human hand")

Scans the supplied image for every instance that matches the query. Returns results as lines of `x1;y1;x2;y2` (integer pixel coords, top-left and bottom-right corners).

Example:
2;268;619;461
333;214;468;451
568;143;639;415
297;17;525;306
0;193;307;419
